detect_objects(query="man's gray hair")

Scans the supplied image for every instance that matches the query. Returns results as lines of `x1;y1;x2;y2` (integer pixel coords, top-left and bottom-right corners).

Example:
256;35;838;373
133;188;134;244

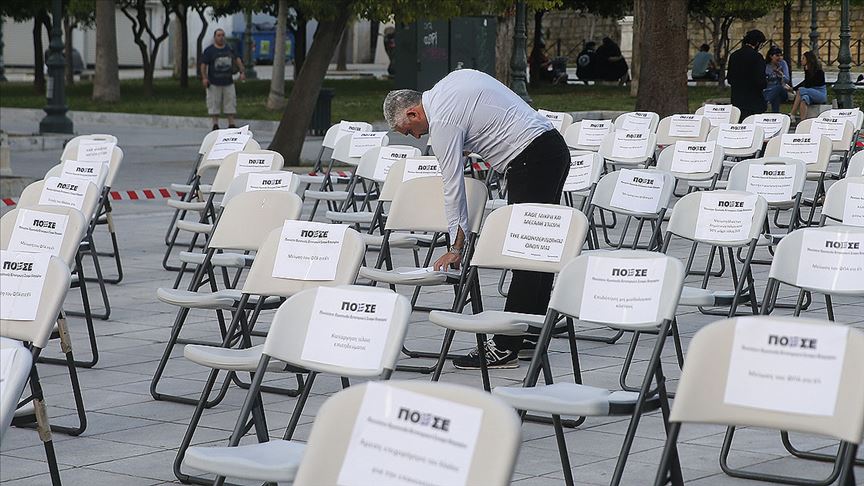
383;89;423;130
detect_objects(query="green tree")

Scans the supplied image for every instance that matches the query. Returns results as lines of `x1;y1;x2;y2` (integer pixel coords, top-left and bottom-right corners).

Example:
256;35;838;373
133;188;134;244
119;0;173;96
1;0;51;93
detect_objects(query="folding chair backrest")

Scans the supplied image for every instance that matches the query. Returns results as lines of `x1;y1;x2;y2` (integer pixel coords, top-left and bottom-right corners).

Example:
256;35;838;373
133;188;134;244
0;256;71;349
240;226;365;296
293;381;522;486
598;130;657;163
826;108;864;131
707;125;764;155
848;151;864;177
326;121;373;150
377;159;407;202
385;177;488;234
45;162;111;190
726;157;807;203
548;250;685;331
666;190;769;246
18;179;101;221
60;139;124;187
763;134;833;174
209;149;285;194
207;190;303;251
590;168;676;215
202;135;259;162
743;113;791;141
67;134;118;145
796;117;855;152
822;176;864;225
332;131;388;166
655;143;725;182
469;203;588;272
695;104;742;126
537;110;573;134
1;206;89;267
0;337;33;440
262;286;411;376
563;120;615;151
354;145;421;182
670;316;864;444
564;150;605;191
614;111;660;134
767;226;864;296
222;171;300;204
656;115;712;146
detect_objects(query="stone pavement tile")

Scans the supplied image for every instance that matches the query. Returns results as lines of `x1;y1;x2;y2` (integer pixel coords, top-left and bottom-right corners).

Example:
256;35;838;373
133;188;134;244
550;456;716;485
687;428;837;456
87;449;184;483
0;454;74;482
94;421;231;450
1;467;164;486
3;436;163;468
515;445;608;476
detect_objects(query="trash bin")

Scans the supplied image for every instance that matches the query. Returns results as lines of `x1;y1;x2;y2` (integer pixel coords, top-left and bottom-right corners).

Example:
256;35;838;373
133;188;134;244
310;88;334;136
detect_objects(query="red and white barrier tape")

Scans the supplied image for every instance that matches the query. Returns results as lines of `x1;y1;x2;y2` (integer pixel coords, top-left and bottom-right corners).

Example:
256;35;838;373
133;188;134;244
472;161;492;171
308;170;353;178
3;188;184;207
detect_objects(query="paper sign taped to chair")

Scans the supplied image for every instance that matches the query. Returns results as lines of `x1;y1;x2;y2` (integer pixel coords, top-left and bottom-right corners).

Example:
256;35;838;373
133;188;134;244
702;104;733;127
779;134;820;165
38;177;88;211
373;147;414;181
76;139;115;164
609;169;665;213
349;131;387;158
669;115;704;137
724;318;848;416
7;209;69;257
563;153;595;192
620;112;654;132
61;160;108;188
337;382;483;486
336;120;371;145
716;124;756;149
795;230;864;292
745;164;797;203
577;119;612;146
670;141;716;174
0;250;51;321
502;205;572;262
234;152;275;176
810;117;847;142
753;115;784;139
611;131;650;159
207;131;251;160
271;221;348;280
245;172;294;192
842;183;864;227
403;158;441;181
300;287;398;370
694;192;758;241
579;256;667;325
827;108;860;129
538;109;566;131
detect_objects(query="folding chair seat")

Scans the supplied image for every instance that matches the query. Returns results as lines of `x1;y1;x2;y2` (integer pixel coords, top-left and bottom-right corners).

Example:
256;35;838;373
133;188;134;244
796;116;855;178
655;140;725;193
598;129;657;169
538;108;574;134
614;111;660;134
763;133;833;226
847;150;864;177
655;114;711;149
695;103;741;127
661;190;768;316
563;119;614;152
1;254;72;485
585;168;675;251
429;203;589;389
743;113;792;143
493;251;685;486
653;316;864;486
292;381;521;486
150;190;303;405
820;176;864;226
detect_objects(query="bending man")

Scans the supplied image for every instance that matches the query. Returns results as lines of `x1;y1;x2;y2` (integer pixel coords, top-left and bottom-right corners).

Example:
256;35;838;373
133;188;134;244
383;69;570;370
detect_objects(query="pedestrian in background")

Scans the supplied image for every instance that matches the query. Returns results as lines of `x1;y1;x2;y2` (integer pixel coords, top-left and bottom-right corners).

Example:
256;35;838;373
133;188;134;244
727;29;767;120
200;28;245;131
763;46;791;113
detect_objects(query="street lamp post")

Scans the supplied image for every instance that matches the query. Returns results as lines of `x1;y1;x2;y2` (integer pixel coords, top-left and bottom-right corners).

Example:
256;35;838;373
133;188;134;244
244;9;257;80
40;0;73;134
509;1;532;104
809;0;819;55
834;0;854;108
0;17;7;82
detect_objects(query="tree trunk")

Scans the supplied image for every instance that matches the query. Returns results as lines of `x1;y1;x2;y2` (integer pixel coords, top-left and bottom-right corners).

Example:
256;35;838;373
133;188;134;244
33;11;49;93
266;0;288;110
64;16;74;85
172;16;182;78
293;12;307;78
635;0;688;117
495;13;515;84
269;7;352;163
122;1;171;97
629;0;645;97
93;0;121;102
177;5;189;88
195;6;208;79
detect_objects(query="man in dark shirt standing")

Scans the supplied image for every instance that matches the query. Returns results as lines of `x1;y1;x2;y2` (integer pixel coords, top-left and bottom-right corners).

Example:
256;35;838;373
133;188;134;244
200;29;245;130
726;30;767;121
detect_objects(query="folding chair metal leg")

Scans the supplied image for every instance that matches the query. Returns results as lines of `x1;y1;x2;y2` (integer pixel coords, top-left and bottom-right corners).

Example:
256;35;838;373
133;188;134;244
552;413;575;486
40;255;99;368
89;207;124;284
652;422;685;486
27;358;63;486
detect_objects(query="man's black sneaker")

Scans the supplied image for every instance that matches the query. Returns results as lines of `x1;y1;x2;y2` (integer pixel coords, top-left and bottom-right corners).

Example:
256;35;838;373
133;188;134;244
453;340;518;370
518;339;537;360
211;124;220;131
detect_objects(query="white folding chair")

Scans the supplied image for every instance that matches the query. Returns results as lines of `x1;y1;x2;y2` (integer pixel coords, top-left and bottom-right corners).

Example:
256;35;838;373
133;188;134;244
493;251;686;486
764;134;833;226
743;113;792;142
655;141;725;194
695;103;742;127
561;150;605;211
707;124;764;160
796;116;856;178
293;381;522;486
564;119;615;152
656;114;712;148
538;109;574;134
653;316;864;486
598;130;657;168
847;150;864;177
181;285;410;485
614;111;660;134
821;176;864;226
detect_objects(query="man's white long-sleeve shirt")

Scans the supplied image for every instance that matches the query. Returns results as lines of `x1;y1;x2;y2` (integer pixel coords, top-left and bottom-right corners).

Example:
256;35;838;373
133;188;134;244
421;69;553;242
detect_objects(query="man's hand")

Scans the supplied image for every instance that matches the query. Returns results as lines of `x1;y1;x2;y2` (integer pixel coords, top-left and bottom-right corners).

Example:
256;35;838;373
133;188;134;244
433;251;461;271
203;79;210;89
239;71;246;81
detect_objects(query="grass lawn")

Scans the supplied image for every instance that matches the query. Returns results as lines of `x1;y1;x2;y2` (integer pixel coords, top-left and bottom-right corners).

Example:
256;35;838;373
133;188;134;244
1;77;860;122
